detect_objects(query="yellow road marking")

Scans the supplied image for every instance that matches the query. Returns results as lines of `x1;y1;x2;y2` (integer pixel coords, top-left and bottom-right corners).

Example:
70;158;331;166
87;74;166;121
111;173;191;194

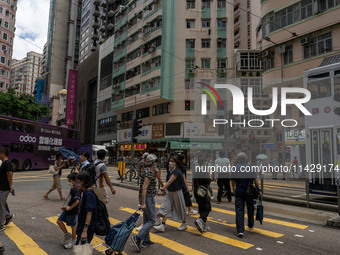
46;217;129;255
4;222;48;255
109;217;208;255
120;208;253;250
192;203;308;229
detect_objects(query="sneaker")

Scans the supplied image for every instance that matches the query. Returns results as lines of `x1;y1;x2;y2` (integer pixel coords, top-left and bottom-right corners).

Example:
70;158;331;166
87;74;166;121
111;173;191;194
5;214;14;226
141;240;155;248
194;218;204;233
153;224;165;232
177;223;187;231
237;233;244;238
131;236;141;252
63;233;72;245
188;209;198;215
203;223;210;232
248;227;254;230
64;240;75;249
0;226;5;232
154;218;162;226
136;224;143;231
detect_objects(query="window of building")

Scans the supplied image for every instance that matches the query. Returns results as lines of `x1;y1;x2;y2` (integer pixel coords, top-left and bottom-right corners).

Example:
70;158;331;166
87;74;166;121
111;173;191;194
185;100;194;111
186;39;195;48
304;32;332;59
202;0;211;9
201;58;210;68
153;103;170;116
7;59;10;66
217;59;226;69
202;39;210;48
202;19;210;28
1;45;6;52
186;19;195;28
262;51;275;71
301;0;313;19
136;107;150;119
283;45;293;65
217;38;226;48
186;0;195;9
0;57;5;64
5;9;9;17
185;79;194;89
217;18;226;28
239;52;262;70
217;0;226;8
186;59;195;69
122;111;133;122
0;7;2;13
307;73;331;99
3;33;7;40
4;21;8;29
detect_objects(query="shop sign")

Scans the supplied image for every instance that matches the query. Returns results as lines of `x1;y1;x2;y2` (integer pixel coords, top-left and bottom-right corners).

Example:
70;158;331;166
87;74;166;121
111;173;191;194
285;129;305;145
117;125;152;142
120;144;147;151
152;123;164;139
184;122;220;138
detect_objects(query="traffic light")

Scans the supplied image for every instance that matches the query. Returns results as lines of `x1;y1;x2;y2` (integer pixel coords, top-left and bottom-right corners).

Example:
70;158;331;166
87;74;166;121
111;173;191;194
132;119;143;138
249;134;255;144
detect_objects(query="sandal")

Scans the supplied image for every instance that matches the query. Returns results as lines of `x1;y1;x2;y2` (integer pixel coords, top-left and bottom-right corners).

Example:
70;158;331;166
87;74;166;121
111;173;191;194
43;195;49;200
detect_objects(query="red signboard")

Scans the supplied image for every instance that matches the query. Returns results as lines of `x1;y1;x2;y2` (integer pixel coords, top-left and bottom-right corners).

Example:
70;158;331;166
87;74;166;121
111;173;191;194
66;70;78;126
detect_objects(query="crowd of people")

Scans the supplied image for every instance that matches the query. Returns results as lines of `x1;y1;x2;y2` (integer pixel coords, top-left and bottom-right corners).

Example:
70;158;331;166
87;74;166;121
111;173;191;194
0;145;264;253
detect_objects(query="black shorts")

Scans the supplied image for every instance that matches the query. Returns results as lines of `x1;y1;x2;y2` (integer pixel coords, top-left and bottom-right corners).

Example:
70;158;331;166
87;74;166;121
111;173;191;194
183;190;192;207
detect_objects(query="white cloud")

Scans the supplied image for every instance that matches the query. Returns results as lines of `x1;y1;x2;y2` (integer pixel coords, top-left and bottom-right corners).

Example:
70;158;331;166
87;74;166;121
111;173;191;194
12;0;50;60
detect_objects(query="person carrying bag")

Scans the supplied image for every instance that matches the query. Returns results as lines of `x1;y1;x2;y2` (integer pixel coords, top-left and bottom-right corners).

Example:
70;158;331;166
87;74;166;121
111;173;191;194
73;240;93;255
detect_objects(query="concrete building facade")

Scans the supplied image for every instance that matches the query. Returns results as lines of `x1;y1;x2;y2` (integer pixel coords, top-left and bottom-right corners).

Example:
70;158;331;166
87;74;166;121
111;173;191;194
260;0;340;162
10;51;42;96
0;0;17;92
42;0;82;125
109;0;236;155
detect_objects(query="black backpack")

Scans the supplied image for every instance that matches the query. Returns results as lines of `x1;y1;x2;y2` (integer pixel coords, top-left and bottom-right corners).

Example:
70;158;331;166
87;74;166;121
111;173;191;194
94;192;110;236
82;162;102;186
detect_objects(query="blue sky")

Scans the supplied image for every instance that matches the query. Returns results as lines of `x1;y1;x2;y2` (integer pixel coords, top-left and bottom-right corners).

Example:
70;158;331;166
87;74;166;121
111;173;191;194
12;0;50;59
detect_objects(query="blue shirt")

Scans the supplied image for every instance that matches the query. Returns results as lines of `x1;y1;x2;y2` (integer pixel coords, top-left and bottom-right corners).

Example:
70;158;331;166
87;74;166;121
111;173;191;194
80;160;90;170
76;189;98;235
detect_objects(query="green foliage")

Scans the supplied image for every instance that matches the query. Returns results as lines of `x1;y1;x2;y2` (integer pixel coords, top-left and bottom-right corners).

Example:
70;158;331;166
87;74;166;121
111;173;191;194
0;88;50;121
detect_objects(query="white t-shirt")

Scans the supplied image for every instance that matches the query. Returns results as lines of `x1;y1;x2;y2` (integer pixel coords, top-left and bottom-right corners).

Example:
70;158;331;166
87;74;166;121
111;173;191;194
215;157;230;178
94;159;107;187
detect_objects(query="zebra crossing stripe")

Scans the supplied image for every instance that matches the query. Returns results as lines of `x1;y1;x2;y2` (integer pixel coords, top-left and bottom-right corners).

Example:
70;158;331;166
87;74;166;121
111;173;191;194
109;216;209;255
4;222;48;255
192;203;308;229
120;207;254;250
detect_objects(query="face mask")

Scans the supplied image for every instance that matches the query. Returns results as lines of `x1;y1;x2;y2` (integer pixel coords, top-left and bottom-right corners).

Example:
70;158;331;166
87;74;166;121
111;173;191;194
169;162;176;171
75;183;81;189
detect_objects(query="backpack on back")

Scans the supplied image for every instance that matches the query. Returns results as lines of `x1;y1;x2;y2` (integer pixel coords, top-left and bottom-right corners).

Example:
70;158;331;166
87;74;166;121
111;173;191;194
95;196;111;236
82;161;102;186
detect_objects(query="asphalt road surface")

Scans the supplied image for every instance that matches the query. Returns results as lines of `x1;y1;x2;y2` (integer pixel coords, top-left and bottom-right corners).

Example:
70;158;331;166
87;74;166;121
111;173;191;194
1;168;339;255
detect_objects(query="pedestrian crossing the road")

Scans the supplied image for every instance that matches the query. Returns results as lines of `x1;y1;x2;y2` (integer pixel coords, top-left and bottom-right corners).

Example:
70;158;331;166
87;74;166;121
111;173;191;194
2;202;311;255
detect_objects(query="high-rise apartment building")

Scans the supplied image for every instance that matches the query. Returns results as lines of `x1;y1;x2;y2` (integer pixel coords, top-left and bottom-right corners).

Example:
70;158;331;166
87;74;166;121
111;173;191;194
110;0;235;153
0;0;17;92
10;51;42;96
260;0;340;162
234;0;261;49
42;0;82;125
79;0;128;63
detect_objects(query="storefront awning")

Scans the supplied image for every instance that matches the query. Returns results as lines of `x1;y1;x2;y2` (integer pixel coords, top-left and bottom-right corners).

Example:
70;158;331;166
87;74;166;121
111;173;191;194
169;141;223;150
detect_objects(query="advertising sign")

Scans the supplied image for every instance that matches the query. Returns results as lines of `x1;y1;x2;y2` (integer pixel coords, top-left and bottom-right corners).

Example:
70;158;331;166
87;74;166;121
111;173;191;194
152;123;164;139
117;125;152;142
66;70;78;126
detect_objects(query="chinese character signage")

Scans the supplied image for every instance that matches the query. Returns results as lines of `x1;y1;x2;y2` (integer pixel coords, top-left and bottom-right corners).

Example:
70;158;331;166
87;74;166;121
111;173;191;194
66;70;78;126
152;124;164;139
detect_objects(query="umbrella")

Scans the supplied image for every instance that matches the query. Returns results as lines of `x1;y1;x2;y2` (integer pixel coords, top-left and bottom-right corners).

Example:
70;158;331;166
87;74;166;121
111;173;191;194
58;146;80;162
256;154;268;160
256;197;263;225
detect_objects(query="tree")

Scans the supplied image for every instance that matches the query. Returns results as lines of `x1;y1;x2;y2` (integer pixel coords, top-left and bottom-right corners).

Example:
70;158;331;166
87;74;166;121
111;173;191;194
0;88;50;121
